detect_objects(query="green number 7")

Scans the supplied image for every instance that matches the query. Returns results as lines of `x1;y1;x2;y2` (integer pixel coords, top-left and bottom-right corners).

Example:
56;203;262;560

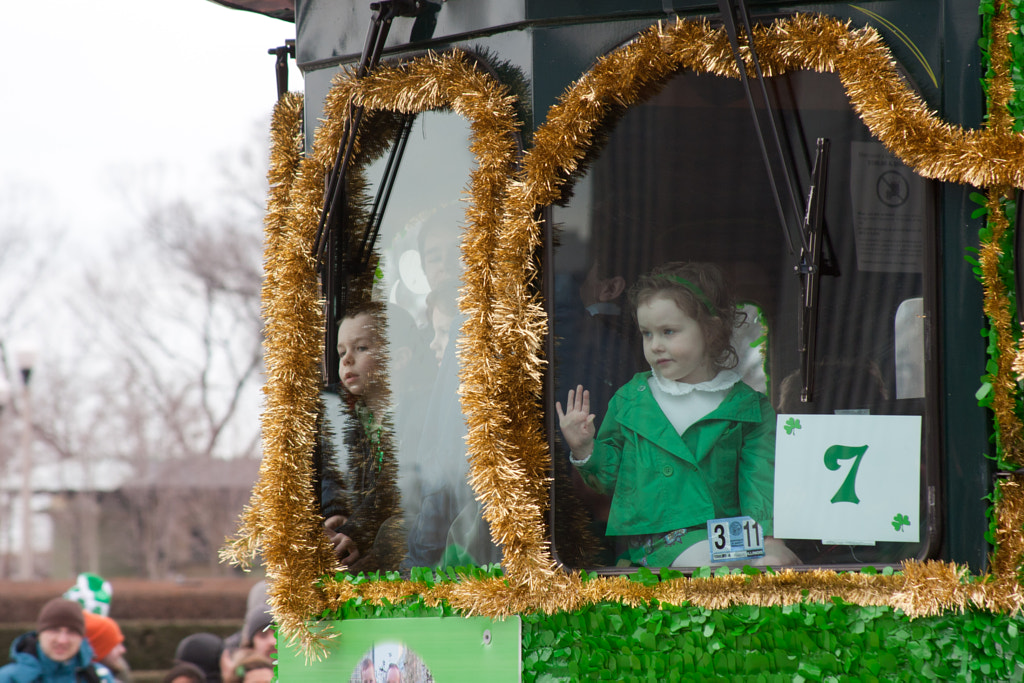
824;444;869;504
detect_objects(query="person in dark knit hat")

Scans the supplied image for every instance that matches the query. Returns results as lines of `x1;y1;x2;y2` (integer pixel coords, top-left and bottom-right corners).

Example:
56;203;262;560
241;582;275;661
163;661;207;683
0;598;115;682
242;610;275;661
38;599;85;637
173;633;223;683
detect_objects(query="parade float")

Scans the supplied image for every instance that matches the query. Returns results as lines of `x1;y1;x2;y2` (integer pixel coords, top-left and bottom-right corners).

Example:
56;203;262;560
217;1;1024;679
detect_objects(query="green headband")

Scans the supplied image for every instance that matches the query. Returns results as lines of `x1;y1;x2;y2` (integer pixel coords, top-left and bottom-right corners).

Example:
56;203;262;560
657;274;717;316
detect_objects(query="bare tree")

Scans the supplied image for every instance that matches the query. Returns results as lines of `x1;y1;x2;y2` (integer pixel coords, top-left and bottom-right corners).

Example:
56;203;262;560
0;185;55;343
0;184;60;578
31;141;270;579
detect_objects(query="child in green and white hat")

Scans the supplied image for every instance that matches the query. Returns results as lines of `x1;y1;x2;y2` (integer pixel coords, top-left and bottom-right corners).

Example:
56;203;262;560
63;572;113;617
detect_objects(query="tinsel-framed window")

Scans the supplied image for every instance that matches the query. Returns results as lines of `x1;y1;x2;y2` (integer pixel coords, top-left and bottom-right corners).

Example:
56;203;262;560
231;11;1024;655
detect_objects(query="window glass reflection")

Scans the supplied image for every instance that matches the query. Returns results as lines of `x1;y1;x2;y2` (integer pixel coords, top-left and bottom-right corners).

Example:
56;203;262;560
550;69;936;569
319;111;501;572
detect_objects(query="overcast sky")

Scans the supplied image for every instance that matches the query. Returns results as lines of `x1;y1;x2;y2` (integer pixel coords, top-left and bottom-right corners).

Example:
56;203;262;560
2;0;300;356
4;0;298;244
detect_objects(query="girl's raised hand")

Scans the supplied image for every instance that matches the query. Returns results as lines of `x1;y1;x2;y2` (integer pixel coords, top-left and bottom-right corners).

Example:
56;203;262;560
556;385;596;457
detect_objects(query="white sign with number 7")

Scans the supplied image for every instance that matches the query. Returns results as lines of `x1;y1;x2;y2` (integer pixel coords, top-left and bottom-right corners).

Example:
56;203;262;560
772;414;922;543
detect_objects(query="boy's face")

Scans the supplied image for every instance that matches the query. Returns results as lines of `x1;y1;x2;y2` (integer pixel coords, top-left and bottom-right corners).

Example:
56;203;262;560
337;312;380;396
637;294;713;384
38;626;82;663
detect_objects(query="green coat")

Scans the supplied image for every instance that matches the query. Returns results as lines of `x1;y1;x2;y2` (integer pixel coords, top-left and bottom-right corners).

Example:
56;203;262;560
576;372;776;537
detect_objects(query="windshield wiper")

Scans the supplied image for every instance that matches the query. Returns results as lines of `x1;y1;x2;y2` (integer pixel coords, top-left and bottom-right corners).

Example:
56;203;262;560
798;138;831;402
716;0;806;256
717;0;839;402
312;0;437;386
355;113;417;274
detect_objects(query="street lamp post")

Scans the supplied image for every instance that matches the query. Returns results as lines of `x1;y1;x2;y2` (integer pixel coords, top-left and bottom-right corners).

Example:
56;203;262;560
0;374;10;578
16;349;35;581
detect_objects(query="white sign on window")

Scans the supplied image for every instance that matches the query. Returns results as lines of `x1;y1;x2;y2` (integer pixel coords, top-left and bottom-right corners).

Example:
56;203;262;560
850;141;927;274
773;414;921;543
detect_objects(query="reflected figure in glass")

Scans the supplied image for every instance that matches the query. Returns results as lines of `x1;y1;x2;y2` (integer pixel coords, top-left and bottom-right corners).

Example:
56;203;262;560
318;110;501;572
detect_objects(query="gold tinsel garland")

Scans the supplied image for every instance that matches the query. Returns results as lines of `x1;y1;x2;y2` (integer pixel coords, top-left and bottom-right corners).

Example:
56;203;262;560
982;188;1021;466
244;11;1024;655
243;52;527;653
983;1;1022;471
988;0;1024;586
496;10;1024;612
220;90;343;655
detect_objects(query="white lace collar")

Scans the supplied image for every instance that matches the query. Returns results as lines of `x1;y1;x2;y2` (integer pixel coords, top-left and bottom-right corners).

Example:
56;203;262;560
648;368;741;396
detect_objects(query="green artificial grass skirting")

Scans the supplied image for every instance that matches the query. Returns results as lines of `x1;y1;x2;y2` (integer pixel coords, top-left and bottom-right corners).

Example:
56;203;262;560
524;602;1024;682
329;598;1024;682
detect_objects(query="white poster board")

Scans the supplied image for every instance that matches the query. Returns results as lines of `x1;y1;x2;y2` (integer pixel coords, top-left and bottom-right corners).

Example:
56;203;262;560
773;414;921;543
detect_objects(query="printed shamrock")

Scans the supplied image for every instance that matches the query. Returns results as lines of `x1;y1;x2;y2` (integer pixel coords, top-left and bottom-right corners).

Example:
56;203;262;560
783;417;802;435
892;513;911;531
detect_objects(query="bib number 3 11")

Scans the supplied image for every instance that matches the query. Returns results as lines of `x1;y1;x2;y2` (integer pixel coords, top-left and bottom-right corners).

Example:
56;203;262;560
707;516;765;563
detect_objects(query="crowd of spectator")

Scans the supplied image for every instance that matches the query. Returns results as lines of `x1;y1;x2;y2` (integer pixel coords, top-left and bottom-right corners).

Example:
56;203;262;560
0;573;277;683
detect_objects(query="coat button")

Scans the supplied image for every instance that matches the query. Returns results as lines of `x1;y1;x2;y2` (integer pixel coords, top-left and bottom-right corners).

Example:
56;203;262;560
662;465;674;476
638;385;646;392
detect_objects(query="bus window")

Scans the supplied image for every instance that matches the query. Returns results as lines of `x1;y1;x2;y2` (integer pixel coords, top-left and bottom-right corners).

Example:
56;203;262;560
548;67;938;570
319;110;502;572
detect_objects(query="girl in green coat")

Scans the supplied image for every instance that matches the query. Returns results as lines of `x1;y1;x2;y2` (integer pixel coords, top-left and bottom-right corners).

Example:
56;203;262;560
557;262;797;568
